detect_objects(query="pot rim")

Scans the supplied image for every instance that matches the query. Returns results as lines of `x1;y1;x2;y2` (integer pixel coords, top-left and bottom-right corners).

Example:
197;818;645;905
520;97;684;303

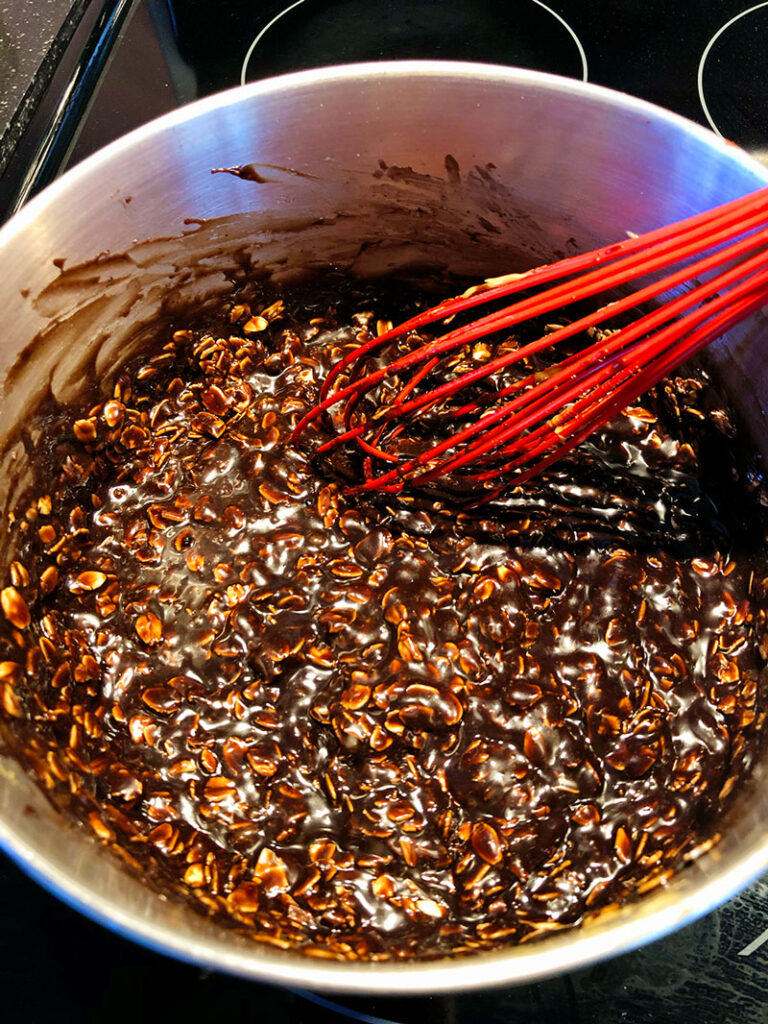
1;59;766;255
1;60;768;994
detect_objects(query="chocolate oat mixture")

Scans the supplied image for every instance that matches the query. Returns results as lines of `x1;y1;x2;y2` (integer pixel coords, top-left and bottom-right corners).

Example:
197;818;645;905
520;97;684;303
0;275;766;960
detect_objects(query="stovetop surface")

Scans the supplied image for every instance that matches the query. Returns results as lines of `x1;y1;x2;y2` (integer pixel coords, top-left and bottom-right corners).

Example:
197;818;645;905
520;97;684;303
2;1;768;1020
166;0;768;157
58;0;768;173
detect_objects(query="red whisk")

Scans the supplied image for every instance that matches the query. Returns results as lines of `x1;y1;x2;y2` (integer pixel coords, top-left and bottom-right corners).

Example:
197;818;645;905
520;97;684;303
292;187;768;500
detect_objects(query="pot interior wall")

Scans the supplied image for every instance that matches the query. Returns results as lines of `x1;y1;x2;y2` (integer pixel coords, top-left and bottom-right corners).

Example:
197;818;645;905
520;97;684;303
1;66;768;992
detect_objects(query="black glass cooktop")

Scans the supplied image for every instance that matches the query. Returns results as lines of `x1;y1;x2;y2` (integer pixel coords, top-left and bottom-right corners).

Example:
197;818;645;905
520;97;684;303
100;0;768;156
4;0;768;215
2;2;768;1021
171;0;768;155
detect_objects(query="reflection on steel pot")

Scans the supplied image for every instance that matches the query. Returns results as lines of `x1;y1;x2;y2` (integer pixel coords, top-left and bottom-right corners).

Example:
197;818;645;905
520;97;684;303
0;63;767;994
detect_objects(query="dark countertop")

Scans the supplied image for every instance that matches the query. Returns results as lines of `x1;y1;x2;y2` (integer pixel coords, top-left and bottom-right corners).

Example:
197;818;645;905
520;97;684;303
0;0;88;176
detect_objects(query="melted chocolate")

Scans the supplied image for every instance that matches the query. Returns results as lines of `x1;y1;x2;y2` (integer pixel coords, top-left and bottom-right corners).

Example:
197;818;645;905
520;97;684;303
0;277;766;960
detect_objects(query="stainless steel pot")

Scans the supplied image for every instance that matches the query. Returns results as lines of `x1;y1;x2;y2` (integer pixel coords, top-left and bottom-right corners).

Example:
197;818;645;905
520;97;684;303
1;62;768;994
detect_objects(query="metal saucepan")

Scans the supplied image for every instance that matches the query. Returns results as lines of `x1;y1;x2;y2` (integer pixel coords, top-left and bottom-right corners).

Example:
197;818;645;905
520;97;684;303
0;63;767;994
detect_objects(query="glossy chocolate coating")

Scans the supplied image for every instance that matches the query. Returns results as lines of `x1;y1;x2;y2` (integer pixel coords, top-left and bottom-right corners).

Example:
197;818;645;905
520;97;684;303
0;278;766;959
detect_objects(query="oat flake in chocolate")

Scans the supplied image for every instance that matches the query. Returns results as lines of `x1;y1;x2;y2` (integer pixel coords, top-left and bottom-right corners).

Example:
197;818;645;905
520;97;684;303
0;275;767;960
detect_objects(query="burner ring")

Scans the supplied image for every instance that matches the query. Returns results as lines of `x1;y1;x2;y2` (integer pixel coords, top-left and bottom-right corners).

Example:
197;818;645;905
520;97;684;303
240;0;588;86
240;0;307;86
697;1;768;140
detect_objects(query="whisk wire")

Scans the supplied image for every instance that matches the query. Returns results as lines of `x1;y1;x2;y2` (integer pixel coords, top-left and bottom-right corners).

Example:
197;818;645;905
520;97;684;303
342;228;768;491
310;185;768;411
292;187;768;496
422;258;768;487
